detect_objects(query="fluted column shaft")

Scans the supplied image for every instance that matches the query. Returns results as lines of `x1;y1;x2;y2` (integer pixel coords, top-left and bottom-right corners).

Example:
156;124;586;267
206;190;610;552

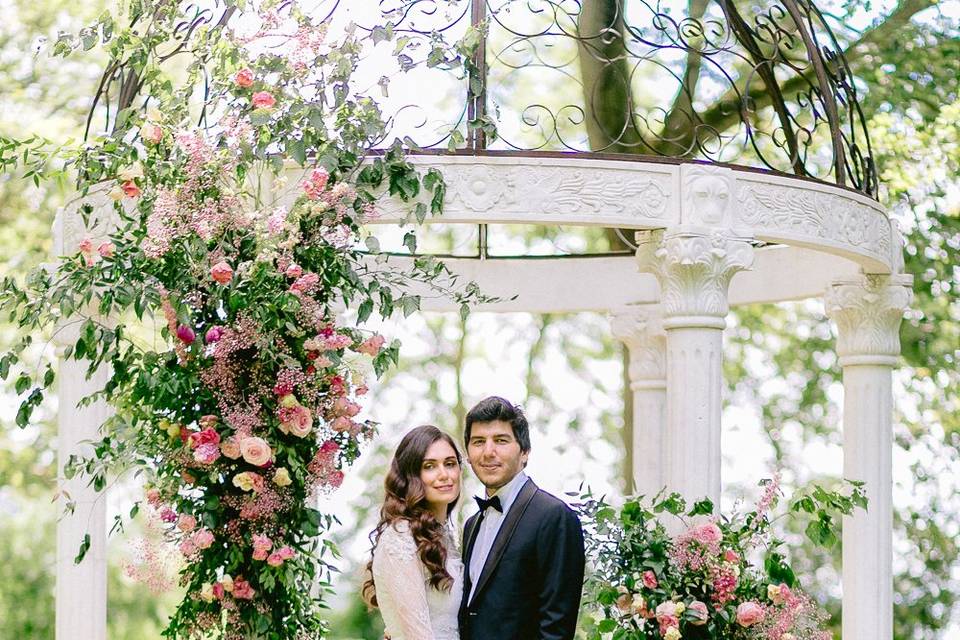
637;229;753;506
826;274;912;640
55;347;110;640
611;307;667;497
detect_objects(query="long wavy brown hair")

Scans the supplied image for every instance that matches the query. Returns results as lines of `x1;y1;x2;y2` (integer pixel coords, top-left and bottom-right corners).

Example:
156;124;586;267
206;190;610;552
362;425;462;607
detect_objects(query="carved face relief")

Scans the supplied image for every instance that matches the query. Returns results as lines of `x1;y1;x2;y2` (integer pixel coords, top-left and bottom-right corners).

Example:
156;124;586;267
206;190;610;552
691;175;730;224
683;166;733;227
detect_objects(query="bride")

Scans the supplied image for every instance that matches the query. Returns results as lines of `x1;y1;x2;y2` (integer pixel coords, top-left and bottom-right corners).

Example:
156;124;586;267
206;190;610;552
363;425;464;640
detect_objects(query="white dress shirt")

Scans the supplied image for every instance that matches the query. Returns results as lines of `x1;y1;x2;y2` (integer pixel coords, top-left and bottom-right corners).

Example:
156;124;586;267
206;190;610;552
467;470;529;603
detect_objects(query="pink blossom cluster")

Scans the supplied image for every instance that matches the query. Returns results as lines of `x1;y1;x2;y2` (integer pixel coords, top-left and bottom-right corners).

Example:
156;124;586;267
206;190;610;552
669;521;723;572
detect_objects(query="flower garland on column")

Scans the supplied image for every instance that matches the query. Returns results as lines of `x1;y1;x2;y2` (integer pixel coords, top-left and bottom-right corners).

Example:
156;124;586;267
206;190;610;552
1;2;487;638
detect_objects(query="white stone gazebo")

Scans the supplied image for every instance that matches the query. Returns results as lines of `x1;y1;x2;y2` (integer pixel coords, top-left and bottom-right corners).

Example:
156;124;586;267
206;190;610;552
52;1;913;639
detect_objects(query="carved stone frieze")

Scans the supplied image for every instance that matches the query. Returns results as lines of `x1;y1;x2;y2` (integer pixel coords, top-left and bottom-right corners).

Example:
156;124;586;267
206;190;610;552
377;158;674;223
824;274;913;364
736;180;891;262
636;230;754;322
609;308;667;383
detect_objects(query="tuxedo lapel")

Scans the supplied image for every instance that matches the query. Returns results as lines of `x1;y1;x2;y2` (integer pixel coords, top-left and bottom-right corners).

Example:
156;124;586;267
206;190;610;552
463;513;481;579
470;478;537;603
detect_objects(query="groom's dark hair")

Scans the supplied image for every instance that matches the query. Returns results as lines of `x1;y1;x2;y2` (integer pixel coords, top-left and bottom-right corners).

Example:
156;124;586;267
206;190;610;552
464;396;531;453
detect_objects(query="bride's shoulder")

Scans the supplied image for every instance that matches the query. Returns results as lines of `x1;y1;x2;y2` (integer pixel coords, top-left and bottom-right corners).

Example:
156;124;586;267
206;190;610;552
374;519;418;560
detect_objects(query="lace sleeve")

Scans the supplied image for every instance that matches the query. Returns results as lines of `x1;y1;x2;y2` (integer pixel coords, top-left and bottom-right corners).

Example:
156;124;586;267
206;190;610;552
372;522;435;640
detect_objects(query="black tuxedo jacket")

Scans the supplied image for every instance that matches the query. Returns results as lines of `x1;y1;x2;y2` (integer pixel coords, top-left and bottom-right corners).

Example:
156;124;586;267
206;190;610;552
458;478;585;640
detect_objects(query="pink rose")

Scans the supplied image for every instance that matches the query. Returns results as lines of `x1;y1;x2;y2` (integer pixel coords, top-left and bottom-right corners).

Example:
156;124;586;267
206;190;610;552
253;534;272;550
642;570;658;589
736;602;766;627
235;68;254;88
145;488;161;506
188;427;221;449
355;334;386;356
655;601;680;621
97;241;115;258
179;538;197;556
281;405;313;438
331;416;354;433
285;263;303;278
78;238;97;266
160;507;177;523
121;180;141;198
266;552;285;567
205;326;224;343
689;600;709;625
212;582;225;599
302;168;329;200
724;549;740;563
194;442;221;465
251;91;276;109
210;261;234;285
232;577;255;600
220;436;242;459
277;546;294;560
193;529;214;550
693;522;723;545
320;440;340;456
176;325;196;345
253;547;269;561
240;436;272;466
328;470;344;488
334;397;360;417
199;415;218;430
177;514;197;532
141;122;163;144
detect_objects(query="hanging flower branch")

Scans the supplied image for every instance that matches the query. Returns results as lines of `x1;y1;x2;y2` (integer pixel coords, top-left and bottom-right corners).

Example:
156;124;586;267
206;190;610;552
0;1;488;638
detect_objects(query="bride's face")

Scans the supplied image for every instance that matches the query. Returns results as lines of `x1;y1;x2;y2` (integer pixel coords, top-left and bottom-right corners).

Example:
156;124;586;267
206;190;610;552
420;439;461;509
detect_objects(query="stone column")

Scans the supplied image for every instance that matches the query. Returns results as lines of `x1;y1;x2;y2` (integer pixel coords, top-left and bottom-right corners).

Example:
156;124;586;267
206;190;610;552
52;198;114;640
55;342;110;640
636;229;753;507
610;307;667;497
825;273;912;640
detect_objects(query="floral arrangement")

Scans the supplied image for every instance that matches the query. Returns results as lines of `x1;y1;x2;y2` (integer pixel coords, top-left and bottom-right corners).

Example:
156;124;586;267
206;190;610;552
1;2;487;639
577;477;867;640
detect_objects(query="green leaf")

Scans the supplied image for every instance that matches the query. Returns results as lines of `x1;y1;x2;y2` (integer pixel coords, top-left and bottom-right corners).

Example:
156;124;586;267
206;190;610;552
357;299;373;323
402;231;417;254
74;534;91;564
364;236;381;254
15;374;30;395
400;295;420;317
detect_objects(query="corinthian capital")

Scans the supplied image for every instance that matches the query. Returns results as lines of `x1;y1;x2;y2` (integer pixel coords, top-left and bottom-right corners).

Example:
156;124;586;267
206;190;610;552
610;307;667;387
636;229;754;327
825;274;914;366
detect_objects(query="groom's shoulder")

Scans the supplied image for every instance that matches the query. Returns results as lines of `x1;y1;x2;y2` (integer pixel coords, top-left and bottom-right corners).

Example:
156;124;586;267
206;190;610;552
529;482;579;520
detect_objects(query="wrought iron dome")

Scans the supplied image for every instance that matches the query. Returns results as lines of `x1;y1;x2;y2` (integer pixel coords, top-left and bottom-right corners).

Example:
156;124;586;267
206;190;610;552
359;0;879;198
88;0;877;200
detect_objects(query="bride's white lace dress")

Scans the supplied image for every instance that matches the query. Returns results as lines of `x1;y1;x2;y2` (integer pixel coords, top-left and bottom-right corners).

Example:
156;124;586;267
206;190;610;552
371;520;463;640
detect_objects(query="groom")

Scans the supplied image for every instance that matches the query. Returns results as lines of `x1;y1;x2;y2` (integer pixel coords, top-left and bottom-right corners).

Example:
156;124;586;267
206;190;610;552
459;396;585;640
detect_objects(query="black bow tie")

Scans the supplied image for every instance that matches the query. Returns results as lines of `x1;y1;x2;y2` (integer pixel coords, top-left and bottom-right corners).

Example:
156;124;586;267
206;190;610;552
474;495;503;513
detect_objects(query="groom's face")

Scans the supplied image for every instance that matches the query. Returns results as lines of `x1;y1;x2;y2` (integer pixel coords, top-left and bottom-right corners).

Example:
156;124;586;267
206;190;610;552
466;420;529;494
